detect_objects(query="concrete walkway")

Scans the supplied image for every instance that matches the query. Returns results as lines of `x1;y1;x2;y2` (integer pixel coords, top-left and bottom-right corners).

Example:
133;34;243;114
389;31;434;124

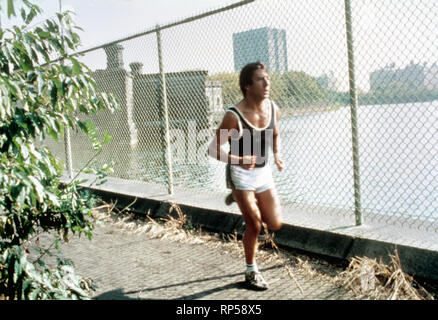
48;220;355;300
40;172;437;305
73;174;438;281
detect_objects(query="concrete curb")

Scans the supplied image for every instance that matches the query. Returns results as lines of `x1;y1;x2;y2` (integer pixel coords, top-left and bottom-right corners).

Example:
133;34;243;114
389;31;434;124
87;186;438;281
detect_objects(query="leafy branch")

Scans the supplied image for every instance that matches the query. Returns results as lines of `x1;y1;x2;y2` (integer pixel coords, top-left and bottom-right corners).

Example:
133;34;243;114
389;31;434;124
1;0;119;300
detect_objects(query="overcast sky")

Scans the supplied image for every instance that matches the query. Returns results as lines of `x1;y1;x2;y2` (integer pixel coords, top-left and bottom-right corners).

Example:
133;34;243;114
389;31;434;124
1;0;436;91
22;0;241;49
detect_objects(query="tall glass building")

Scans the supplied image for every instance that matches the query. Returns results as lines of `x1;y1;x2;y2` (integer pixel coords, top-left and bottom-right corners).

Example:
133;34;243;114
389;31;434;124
233;27;288;74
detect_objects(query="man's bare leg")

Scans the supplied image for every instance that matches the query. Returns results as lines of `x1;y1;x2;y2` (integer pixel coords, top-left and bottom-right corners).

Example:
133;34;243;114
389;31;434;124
232;189;269;290
232;189;262;265
255;188;283;232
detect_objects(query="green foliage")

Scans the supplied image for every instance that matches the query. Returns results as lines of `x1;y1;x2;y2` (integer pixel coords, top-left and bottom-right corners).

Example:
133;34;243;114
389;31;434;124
209;70;438;112
1;191;97;300
0;1;119;299
208;70;335;110
208;72;241;106
275;71;329;108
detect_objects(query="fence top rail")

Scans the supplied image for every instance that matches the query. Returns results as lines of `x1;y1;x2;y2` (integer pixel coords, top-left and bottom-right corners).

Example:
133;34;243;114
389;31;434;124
73;0;255;57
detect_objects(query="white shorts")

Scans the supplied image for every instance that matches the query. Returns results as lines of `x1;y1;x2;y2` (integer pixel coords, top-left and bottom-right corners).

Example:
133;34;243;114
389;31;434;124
228;164;275;194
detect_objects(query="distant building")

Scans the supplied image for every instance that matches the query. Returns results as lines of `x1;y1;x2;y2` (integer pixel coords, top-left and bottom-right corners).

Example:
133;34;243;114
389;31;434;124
92;44;137;149
425;63;438;91
205;81;223;113
401;61;425;88
83;44;224;177
370;63;397;91
91;43;223;147
130;69;221;135
370;61;429;91
233;27;288;73
317;71;338;91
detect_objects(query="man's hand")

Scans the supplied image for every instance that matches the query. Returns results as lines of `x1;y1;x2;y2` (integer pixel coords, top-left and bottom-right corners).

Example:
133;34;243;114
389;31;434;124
241;155;256;170
274;154;285;171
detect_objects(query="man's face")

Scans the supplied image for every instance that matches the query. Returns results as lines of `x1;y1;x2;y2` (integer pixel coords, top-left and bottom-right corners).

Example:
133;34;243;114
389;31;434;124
246;69;271;100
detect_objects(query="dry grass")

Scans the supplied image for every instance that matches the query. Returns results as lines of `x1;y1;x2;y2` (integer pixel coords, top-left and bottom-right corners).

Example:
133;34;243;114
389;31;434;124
334;251;434;300
92;200;220;245
91;200;435;300
91;200;312;295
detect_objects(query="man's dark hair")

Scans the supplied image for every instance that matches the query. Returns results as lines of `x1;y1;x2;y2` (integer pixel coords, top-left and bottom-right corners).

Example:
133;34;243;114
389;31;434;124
239;62;267;97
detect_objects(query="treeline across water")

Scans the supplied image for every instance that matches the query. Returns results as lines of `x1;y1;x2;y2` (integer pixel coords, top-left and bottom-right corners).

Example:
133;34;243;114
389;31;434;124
208;71;438;111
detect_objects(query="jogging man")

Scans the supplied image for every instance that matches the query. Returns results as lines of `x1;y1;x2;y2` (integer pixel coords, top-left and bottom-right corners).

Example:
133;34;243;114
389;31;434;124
208;62;284;290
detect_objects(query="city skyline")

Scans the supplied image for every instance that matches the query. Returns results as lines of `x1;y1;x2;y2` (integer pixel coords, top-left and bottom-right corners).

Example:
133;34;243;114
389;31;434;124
233;27;288;73
1;0;436;93
371;61;438;92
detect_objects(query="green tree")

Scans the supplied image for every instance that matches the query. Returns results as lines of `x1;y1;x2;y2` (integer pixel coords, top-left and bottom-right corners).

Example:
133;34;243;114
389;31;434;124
208;72;241;107
0;1;118;299
208;70;333;112
279;71;328;108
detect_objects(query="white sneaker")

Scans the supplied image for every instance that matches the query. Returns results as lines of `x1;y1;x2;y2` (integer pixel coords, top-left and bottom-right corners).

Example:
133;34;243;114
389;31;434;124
245;271;269;291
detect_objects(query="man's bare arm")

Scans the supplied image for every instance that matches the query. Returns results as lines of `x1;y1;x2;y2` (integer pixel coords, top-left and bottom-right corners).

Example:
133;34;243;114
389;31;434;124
208;112;256;169
272;104;284;171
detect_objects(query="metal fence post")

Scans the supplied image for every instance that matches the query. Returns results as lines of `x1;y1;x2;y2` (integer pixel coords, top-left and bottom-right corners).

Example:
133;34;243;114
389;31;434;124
59;0;74;180
64;128;73;179
344;0;362;226
156;25;174;195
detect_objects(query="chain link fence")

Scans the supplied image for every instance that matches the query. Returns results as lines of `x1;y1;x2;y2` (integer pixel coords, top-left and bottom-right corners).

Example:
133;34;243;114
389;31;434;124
45;0;438;239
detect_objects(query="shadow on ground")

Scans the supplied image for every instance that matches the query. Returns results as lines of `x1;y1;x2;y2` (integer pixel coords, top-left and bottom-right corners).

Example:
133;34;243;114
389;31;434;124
95;266;282;300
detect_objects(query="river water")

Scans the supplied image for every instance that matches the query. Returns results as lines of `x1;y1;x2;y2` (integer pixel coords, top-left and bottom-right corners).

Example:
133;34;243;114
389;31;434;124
162;101;437;221
77;100;437;222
